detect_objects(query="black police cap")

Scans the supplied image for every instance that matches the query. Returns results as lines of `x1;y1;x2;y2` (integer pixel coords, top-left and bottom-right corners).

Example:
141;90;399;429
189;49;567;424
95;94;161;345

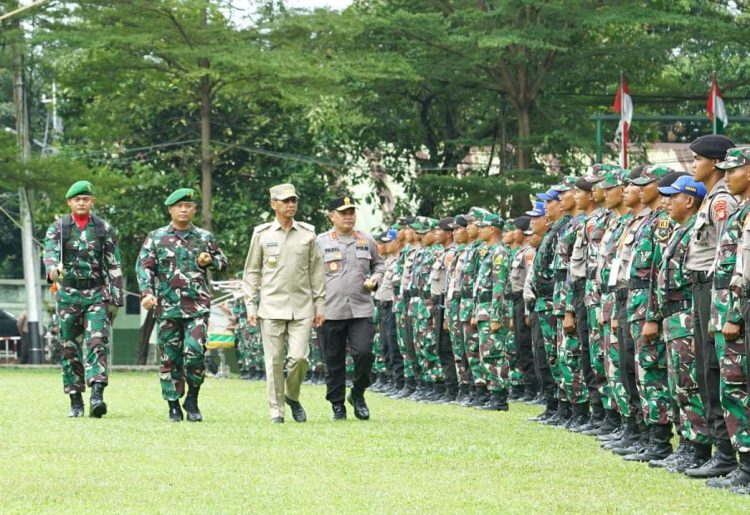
575;177;594;192
327;195;357;212
438;217;456;231
454;215;468;228
629;164;647;181
689;134;736;159
513;216;531;231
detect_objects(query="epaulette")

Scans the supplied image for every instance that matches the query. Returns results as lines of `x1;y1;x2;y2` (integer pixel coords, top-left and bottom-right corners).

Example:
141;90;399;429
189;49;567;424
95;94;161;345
297;221;316;232
254;222;272;233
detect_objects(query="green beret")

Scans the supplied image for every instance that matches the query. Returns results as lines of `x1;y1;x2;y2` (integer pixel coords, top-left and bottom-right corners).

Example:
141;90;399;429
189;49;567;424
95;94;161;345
165;188;197;206
65;180;94;199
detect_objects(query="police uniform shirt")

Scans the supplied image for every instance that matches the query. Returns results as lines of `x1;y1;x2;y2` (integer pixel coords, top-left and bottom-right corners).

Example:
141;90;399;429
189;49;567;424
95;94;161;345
375;255;397;302
430;244;454;297
317;229;385;320
511;244;535;294
617;207;651;288
568;217;588;281
687;178;738;272
243;219;325;320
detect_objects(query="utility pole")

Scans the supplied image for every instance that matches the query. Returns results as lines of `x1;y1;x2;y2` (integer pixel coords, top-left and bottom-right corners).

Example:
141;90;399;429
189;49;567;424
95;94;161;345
9;1;45;364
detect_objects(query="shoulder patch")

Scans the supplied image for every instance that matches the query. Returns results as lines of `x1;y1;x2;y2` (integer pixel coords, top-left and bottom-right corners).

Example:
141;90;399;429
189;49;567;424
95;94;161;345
254;223;272;233
713;199;729;222
297;221;315;232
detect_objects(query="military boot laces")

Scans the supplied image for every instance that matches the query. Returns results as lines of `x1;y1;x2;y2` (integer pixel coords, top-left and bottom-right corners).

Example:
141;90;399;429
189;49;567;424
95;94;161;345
89;383;107;418
168;400;183;422
68;392;84;418
183;387;203;422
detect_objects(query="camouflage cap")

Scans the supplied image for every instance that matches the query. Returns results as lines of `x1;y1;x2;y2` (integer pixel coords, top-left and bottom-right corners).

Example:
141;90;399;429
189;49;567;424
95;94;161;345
584;163;618;183
476;213;504;228
630;165;674;186
595;169;626;190
716;147;750;171
66;180;95;199
165;188;197;206
464;206;491;223
551;175;578;192
503;219;516;232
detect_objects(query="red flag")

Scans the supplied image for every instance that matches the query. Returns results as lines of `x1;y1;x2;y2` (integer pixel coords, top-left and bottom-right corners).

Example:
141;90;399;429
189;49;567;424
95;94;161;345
613;78;633;168
707;78;728;133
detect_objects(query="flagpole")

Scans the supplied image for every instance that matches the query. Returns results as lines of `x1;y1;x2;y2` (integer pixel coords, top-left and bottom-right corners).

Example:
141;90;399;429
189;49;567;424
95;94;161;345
712;71;717;135
620;71;625;168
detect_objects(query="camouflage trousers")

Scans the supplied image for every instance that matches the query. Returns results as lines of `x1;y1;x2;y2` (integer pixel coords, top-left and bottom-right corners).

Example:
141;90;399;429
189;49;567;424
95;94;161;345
463;321;484;387
477;320;509;392
632;319;670;426
448;299;471;385
373;331;386;373
557;318;588;405
538;311;561;400
507;332;524;388
236;328;263;374
397;308;419;381
665;328;711;445
715;331;750;452
602;318;630;416
309;333;324;373
414;300;444;383
588;305;614;410
58;300;110;394
157;315;208;401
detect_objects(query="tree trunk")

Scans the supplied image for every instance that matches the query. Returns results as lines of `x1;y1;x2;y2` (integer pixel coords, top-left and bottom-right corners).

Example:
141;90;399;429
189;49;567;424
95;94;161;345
516;103;531;170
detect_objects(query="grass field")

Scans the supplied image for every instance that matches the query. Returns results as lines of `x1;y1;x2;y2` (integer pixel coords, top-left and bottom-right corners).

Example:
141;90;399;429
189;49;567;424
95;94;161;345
1;368;747;513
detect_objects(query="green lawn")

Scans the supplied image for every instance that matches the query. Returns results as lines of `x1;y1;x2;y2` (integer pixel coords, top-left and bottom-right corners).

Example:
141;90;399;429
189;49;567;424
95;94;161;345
0;368;746;513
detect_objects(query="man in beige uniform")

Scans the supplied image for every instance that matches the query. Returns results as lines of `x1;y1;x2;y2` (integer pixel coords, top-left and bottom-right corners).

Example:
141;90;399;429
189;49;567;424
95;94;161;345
243;183;326;424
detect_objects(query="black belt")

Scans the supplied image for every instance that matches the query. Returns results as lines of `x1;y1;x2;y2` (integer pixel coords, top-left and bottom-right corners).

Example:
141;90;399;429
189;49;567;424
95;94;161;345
602;285;617;294
615;288;629;302
62;277;105;290
628;278;651;289
477;292;492;302
507;292;522;301
690;270;712;284
554;270;567;281
380;300;393;309
661;300;691;317
420;291;431;300
714;276;731;290
573;278;586;292
462;291;473;299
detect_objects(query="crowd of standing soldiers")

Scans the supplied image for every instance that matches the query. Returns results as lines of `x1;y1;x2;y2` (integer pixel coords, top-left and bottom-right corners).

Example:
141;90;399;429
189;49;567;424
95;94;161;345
361;134;750;496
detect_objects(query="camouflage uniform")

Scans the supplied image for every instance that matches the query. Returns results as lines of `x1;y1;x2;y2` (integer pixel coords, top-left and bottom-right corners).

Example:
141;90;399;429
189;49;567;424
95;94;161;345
233;298;262;378
392;242;413;383
43;214;123;394
446;241;470;387
47;312;62;364
461;239;489;389
136;223;229;401
412;239;445;384
628;206;674;427
654;214;710;445
712;198;750;452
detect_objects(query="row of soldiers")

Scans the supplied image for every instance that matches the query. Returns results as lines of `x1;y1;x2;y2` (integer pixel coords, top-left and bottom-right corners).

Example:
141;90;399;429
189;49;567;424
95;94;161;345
365;134;750;495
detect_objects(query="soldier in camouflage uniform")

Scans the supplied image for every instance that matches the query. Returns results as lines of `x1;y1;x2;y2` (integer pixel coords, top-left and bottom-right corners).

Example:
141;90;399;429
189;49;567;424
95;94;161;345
594;170;632;442
535;185;575;426
136;188;229;422
43;180;124;418
472;213;510;411
445;216;472;403
649;174;712;473
702;148;750;490
622;165;677;462
502;220;524;400
231;292;255;380
551;176;589;428
47;310;62;365
459;207;491;406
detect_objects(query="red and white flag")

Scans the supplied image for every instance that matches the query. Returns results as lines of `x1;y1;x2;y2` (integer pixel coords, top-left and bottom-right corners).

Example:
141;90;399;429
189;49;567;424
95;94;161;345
613;77;633;168
708;78;729;133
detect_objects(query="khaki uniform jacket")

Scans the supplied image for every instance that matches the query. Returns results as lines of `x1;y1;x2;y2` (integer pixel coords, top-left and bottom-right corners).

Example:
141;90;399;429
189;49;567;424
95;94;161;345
243;219;325;320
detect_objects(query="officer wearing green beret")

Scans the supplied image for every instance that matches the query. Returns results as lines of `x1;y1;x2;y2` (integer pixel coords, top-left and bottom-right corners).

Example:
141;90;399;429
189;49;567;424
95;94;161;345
43;180;124;418
136;187;229;422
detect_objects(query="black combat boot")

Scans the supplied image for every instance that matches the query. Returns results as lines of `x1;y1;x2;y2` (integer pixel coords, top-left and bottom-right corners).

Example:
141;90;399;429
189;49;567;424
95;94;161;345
479;389;509;411
624;423;673;462
459;385;476;407
168;400;183;422
68;392;84;418
707;452;750;489
182;385;203;422
530;398;558;422
394;379;416;399
411;382;431;402
566;402;591;432
472;384;491;408
650;438;688;469
585;409;620;436
442;383;458;403
522;386;538;403
544;401;572;426
672;442;712;473
89;382;107;418
455;384;471;405
603;416;638;449
429;382;447;402
685;439;737;479
509;385;524;401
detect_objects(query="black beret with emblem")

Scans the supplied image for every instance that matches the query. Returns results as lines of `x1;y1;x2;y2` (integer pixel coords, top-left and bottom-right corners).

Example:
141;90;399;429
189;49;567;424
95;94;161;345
689;134;735;159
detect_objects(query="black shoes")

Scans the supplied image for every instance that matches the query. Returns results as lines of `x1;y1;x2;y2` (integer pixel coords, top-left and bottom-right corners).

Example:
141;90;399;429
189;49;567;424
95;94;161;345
347;394;370;420
285;396;307;423
684;442;737;479
89;382;107;418
332;402;347;421
271;416;285;424
183;386;203;422
68;392;84;418
168;400;183;422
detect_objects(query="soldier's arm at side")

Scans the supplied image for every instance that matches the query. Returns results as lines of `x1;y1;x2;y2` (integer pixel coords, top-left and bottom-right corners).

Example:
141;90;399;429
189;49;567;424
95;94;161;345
207;232;229;271
243;230;263;318
104;223;125;306
135;233;157;298
42;221;61;283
